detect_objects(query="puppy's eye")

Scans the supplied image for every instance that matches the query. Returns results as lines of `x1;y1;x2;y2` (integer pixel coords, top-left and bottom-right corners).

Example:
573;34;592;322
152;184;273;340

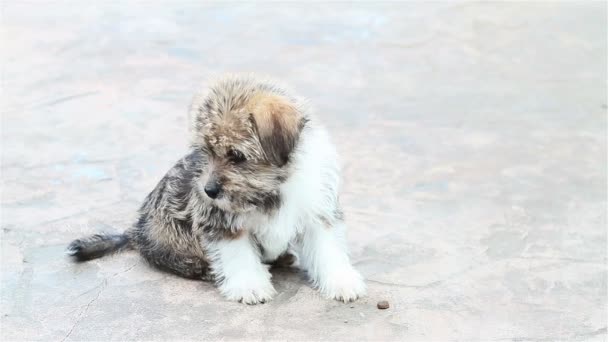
227;149;246;164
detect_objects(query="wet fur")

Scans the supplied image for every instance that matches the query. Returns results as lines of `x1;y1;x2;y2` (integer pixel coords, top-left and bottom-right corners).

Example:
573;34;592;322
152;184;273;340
67;75;366;304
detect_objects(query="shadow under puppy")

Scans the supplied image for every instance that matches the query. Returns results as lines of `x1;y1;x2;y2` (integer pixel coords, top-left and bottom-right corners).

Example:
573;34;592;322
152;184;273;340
67;75;366;304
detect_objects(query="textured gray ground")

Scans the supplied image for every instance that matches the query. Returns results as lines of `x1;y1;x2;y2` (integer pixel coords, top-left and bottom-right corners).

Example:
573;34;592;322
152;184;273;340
1;2;606;341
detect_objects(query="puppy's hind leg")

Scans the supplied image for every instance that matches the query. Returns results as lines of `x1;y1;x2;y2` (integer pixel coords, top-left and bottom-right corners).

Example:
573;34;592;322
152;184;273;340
298;220;366;303
139;245;210;280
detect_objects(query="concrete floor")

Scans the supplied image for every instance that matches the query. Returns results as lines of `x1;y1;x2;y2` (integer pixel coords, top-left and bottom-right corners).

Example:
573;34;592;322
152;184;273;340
1;2;606;341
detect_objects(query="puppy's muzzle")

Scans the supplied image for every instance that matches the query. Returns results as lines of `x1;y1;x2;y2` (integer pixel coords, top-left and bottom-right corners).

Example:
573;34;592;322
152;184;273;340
204;180;222;199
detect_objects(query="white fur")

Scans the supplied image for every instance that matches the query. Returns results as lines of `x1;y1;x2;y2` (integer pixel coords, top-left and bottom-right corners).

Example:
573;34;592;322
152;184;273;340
296;220;366;302
203;112;365;304
208;234;276;304
247;119;365;303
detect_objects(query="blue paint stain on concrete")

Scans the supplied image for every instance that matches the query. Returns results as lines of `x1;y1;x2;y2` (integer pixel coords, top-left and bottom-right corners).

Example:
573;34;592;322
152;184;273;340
167;47;200;60
72;152;89;163
72;165;111;181
413;180;449;193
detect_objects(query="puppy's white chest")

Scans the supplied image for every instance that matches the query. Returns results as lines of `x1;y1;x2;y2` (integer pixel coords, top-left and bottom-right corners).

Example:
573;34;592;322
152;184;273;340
253;215;298;263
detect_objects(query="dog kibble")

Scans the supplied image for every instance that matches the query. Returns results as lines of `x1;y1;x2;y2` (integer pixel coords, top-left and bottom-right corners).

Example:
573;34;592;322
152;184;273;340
377;300;390;309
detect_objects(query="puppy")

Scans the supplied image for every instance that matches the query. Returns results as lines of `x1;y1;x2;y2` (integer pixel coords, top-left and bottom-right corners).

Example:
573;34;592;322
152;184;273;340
67;75;366;304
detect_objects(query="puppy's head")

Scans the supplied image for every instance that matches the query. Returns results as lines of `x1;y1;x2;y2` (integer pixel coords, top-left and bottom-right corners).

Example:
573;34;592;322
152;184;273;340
191;76;307;213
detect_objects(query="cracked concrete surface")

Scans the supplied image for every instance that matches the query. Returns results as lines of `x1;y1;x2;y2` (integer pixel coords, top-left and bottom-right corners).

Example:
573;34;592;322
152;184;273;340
1;2;606;341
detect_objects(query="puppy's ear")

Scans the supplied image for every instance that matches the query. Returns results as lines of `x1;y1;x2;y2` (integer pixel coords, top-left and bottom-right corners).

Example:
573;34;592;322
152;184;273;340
247;94;305;166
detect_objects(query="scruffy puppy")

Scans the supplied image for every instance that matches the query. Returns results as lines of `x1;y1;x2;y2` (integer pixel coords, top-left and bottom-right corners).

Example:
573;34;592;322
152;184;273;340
67;75;366;304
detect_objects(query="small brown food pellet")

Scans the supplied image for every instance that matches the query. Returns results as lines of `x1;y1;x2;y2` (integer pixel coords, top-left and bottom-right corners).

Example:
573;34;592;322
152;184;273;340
377;300;390;309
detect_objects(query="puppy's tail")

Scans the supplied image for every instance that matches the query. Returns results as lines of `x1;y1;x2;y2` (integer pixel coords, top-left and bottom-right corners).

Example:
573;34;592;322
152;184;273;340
66;233;132;262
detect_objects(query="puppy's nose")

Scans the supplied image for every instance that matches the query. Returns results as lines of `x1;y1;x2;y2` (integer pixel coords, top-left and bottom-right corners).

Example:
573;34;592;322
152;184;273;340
204;181;221;199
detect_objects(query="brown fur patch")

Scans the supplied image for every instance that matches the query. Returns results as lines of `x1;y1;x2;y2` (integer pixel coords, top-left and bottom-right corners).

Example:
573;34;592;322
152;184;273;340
271;252;297;268
246;93;301;166
223;228;246;240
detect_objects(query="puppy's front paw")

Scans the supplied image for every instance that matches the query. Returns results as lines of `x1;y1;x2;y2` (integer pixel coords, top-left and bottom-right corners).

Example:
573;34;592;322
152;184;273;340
219;269;276;305
321;268;366;303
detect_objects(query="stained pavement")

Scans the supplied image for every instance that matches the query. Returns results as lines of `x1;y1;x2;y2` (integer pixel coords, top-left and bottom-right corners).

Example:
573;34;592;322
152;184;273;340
1;2;606;341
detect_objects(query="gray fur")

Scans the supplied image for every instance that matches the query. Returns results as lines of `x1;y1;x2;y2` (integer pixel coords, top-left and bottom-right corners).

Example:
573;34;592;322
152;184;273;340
67;233;131;262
